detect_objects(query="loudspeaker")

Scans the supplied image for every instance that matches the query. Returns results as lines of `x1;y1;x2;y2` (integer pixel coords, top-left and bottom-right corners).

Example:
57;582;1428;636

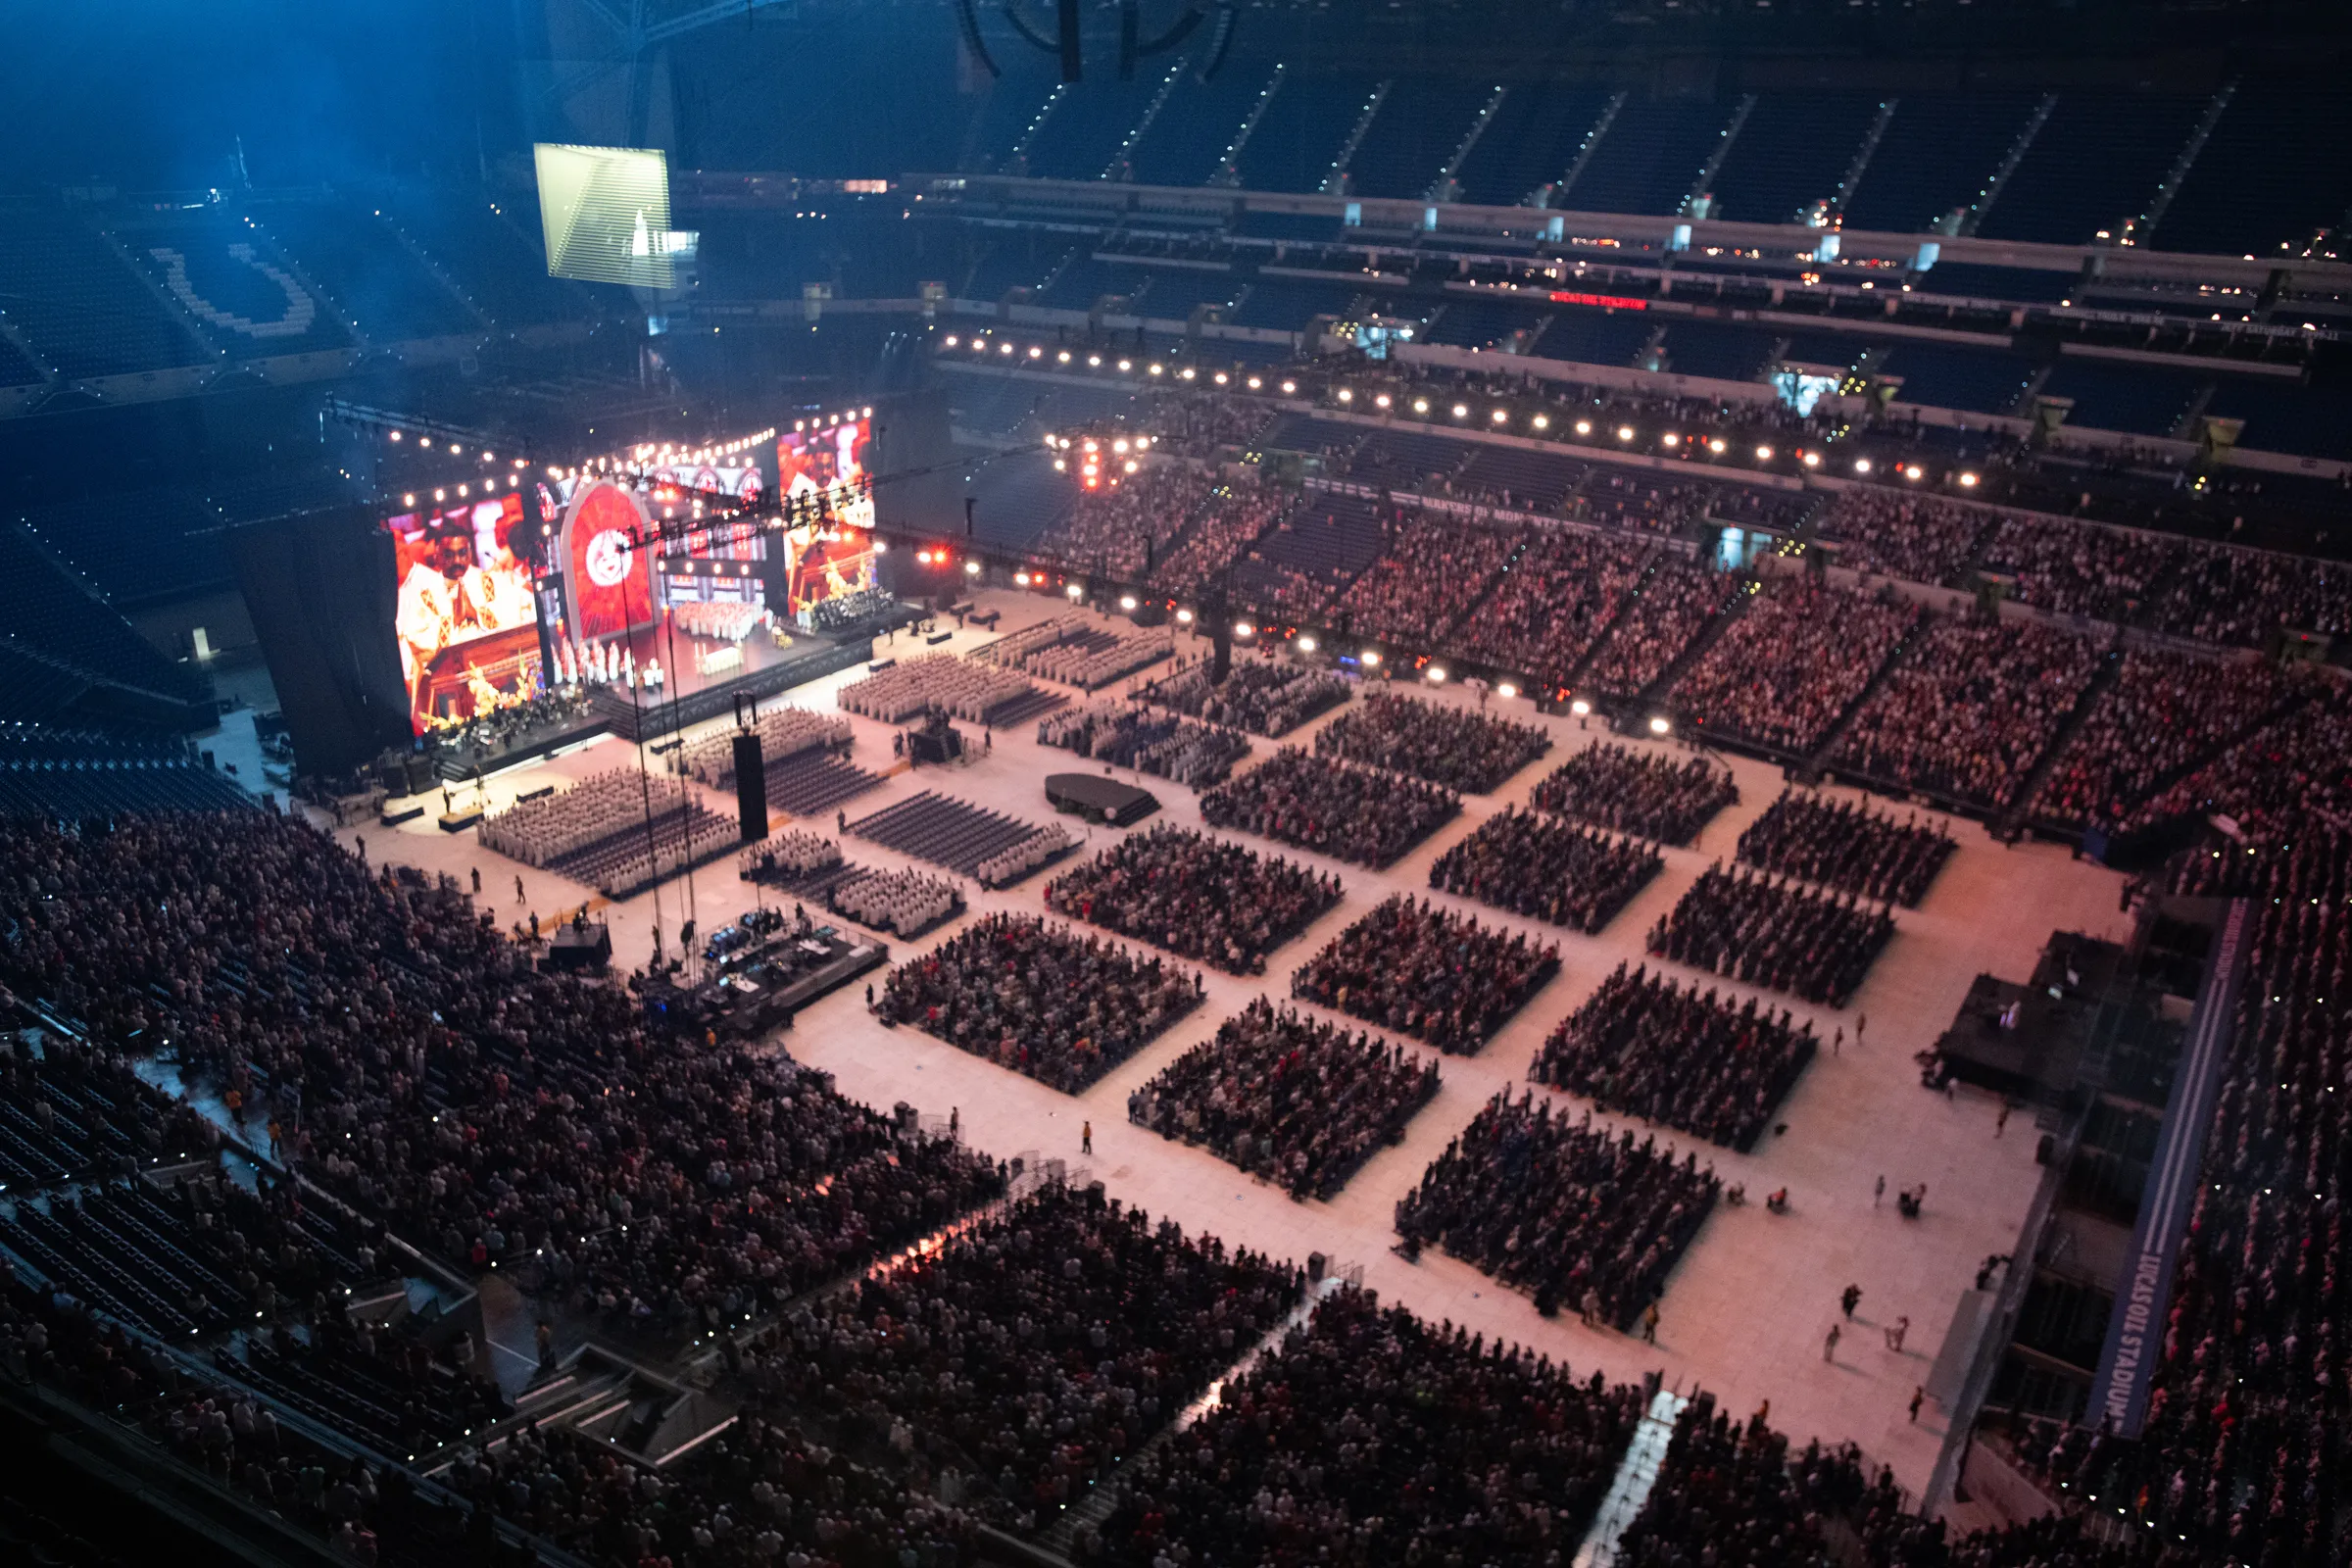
1307;1251;1326;1283
732;733;768;843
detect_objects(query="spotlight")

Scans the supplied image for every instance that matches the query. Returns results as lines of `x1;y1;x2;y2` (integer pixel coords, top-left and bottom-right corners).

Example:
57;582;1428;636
1532;415;1549;430
1854;458;1873;474
1175;608;1195;624
964;560;981;576
389;430;402;441
1450;404;1468;419
1089;355;1102;367
1574;419;1592;436
1119;594;1139;611
1570;698;1592;716
1707;438;1728;454
1179;367;1197;380
1648;715;1672;736
1375;393;1393;410
1149;364;1164;376
1297;635;1317;653
1412;398;1430;415
1000;342;1015;354
1662;433;1681;448
1247;376;1262;390
1497;682;1518;699
1015;570;1032;586
1617;426;1636;442
1118;360;1133;371
402;493;416;506
1066;582;1085;600
1959;471;1980;488
1279;380;1298;394
1903;464;1924;481
1491;409;1508;424
1337;388;1353;403
1427;666;1447;683
1801;451;1822;468
1124;460;1139;473
1234;620;1254;638
1057;350;1071;364
1212;371;1228;385
1755;445;1774;461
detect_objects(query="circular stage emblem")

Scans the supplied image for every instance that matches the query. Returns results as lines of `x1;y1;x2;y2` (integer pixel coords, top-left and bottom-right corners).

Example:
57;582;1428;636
584;528;633;587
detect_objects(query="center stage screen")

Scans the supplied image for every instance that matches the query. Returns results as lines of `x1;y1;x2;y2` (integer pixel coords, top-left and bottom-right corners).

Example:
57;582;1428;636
389;493;542;734
777;419;877;619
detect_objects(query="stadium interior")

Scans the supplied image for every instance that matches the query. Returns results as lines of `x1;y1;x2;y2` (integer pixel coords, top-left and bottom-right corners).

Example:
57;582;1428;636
2;2;2349;1564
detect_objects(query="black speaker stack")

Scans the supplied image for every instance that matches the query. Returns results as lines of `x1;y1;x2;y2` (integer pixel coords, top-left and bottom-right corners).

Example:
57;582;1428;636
732;732;768;843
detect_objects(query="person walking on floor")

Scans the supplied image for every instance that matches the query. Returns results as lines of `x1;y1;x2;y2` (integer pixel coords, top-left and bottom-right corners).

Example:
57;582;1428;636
1641;1301;1659;1345
1886;1315;1910;1352
1824;1323;1841;1362
1841;1283;1862;1318
470;866;481;894
515;874;525;904
1080;1120;1093;1154
1580;1288;1601;1329
1909;1385;1925;1423
1874;1174;1886;1207
1995;1102;2011;1139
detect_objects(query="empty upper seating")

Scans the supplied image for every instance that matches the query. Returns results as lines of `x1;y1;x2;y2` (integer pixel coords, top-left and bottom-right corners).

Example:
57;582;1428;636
1840;92;2042;233
114;208;350;359
254;199;480;340
2153;86;2352;257
1234;74;1372;194
1451;87;1614;209
1231;277;1357;330
0;207;206;379
16;484;228;607
2040;358;2207;438
961;236;1077;301
1657;320;1772;383
1557;97;1726;215
1025;77;1161;181
0;525;211;710
1703;95;1882;225
1128;68;1267;187
1425;298;1541;352
1344;79;1494;201
1978;93;2204;245
377;192;587;325
1883;342;2038;415
963;447;1076;547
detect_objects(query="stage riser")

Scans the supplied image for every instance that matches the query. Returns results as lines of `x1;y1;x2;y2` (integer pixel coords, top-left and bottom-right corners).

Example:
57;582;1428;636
594;637;875;745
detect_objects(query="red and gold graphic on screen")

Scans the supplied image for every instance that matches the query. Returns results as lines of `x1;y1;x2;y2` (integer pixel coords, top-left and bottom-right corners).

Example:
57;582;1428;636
560;479;655;642
388;494;542;734
776;418;876;616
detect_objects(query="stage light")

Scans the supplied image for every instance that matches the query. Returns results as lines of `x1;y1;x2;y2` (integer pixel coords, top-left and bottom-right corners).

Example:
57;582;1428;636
1297;635;1317;653
433;489;446;501
964;560;982;576
1337;388;1353;403
1179;367;1198;380
1118;360;1133;372
1213;372;1228;385
389;430;402;441
1135;435;1151;449
1015;570;1032;586
1175;608;1195;624
1360;649;1382;666
1570;698;1592;716
1375;393;1392;409
1089;355;1102;368
1451;404;1469;419
1149;364;1164;376
1959;471;1980;487
1427;665;1447;683
1801;451;1822;468
1000;343;1015;355
1903;464;1924;481
1234;621;1254;638
1853;458;1873;474
1574;419;1592;436
1119;594;1139;611
419;437;432;449
1532;415;1549;430
1065;582;1085;600
1280;380;1297;394
1648;715;1672;736
483;452;494;462
1248;376;1262;390
1028;346;1043;359
971;340;987;353
1663;432;1681;448
873;539;888;554
1113;438;1129;454
1057;350;1071;364
1124;460;1139;473
1497;682;1518;700
1617;426;1636;442
1708;438;1727;454
1755;445;1774;461
1491;409;1508;424
402;493;416;506
1412;398;1430;415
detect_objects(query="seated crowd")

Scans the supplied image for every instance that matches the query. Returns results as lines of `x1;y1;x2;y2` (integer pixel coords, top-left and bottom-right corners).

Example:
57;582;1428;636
1980;515;2173;624
837;654;1032;724
1043;825;1341;975
2026;650;2305;831
1395;1091;1719;1328
1672;580;1918;757
1292;894;1559;1054
1330;510;1518;647
1200;747;1459;868
1735;789;1957;907
872;912;1202;1093
1147;477;1292;597
1143;656;1349;737
1830;614;2100;808
1099;1288;1647;1568
1037;702;1250;787
1816;490;1997;587
1646;864;1895;1008
1531;962;1818;1152
829;865;963;937
1449;528;1651;688
2149;542;2352;651
1429;805;1662;934
1312;691;1551;795
1127;997;1439;1199
750;1183;1303;1534
1028;463;1210;581
1531;741;1738;847
2125;683;2352;845
1581;560;1737;700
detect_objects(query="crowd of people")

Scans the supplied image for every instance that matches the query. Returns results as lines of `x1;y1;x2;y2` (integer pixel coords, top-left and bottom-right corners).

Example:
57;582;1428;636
979;613;1171;692
1817;490;1999;587
1043;825;1341;975
1646;864;1896;1007
0;812;1007;1343
1980;514;2173;624
1330;510;1518;647
2025;649;2305;831
749;1183;1303;1534
2123;682;2352;846
1449;528;1652;688
1671;579;1919;757
872;911;1202;1093
1735;789;1958;906
671;707;853;789
1582;559;1738;700
1127;997;1440;1199
1429;805;1663;934
829;865;963;937
1200;747;1460;867
1098;1287;1647;1567
1037;702;1250;787
1395;1090;1720;1328
1312;691;1551;795
1028;463;1211;581
1531;961;1818;1152
1143;657;1349;736
1830;614;2100;808
1292;894;1559;1054
837;654;1032;724
1531;741;1739;846
2148;542;2352;650
1615;1398;1910;1568
1146;476;1292;597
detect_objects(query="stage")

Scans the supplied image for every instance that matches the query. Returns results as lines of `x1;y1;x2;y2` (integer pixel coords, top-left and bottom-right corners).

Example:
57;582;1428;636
585;621;883;745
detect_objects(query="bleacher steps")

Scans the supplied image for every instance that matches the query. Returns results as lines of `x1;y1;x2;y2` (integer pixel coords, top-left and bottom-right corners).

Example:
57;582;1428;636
1427;84;1509;204
1536;91;1626;209
1957;93;2057;237
1827;99;1900;225
1102;62;1188;183
1004;84;1069;177
2133;79;2236;249
1319;81;1394;197
1684;94;1758;217
1209;64;1286;188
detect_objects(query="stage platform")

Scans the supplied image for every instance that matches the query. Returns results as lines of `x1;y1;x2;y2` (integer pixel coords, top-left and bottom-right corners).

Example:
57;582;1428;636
591;628;876;744
1045;772;1160;826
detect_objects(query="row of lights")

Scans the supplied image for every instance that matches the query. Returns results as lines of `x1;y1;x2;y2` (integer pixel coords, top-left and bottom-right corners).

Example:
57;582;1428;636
940;333;1299;396
399;475;523;508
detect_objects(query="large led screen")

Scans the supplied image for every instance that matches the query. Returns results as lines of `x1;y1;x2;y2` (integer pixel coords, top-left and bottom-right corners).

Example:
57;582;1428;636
533;142;674;288
776;418;876;619
388;494;542;734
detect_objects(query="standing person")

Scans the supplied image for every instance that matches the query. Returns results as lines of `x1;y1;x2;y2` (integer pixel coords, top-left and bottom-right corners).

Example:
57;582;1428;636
950;1107;959;1139
1080;1120;1093;1154
1855;1012;1867;1045
470;866;481;894
1995;1102;2011;1139
1908;1385;1925;1423
1886;1316;1910;1352
515;874;525;904
1580;1288;1601;1330
1841;1284;1862;1318
1641;1301;1659;1345
1874;1174;1886;1208
1833;1026;1842;1057
1824;1323;1841;1362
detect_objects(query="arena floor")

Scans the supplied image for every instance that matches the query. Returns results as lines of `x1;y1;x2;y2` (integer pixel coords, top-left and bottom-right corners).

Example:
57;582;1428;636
333;590;2132;1500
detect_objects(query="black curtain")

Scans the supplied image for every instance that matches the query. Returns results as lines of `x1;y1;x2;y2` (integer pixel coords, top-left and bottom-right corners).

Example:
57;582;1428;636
227;508;414;778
